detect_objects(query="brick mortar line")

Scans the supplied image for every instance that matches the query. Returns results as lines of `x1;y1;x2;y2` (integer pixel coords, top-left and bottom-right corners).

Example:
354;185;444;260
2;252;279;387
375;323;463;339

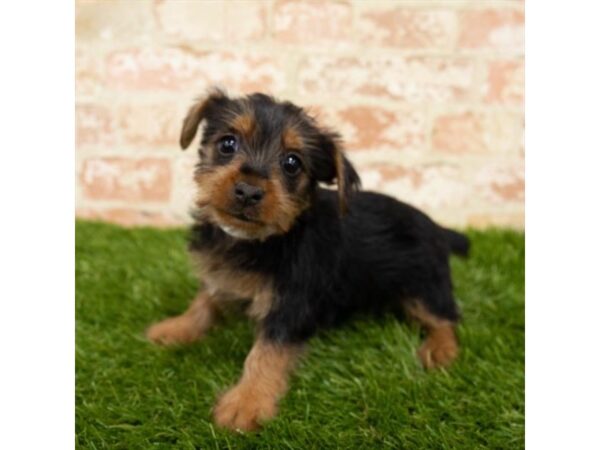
424;102;435;159
75;91;524;115
75;199;178;211
79;38;524;60
76;147;182;157
86;43;525;65
349;0;524;10
424;200;525;216
347;150;523;166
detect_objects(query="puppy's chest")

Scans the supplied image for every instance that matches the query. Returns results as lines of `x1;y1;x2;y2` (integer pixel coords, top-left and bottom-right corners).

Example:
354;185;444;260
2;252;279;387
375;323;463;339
190;249;273;320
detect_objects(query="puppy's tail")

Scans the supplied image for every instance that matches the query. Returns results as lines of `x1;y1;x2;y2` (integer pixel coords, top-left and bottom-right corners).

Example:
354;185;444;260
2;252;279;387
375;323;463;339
443;228;470;257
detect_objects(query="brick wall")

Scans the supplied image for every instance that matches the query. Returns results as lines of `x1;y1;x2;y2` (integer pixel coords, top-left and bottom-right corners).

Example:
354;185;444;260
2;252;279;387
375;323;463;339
76;0;524;228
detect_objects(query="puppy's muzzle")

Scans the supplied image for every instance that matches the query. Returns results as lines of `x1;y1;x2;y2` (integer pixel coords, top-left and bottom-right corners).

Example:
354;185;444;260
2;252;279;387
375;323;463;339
234;181;264;207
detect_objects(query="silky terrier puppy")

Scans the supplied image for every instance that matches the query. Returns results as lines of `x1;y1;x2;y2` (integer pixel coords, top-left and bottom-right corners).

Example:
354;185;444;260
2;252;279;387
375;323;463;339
147;89;469;431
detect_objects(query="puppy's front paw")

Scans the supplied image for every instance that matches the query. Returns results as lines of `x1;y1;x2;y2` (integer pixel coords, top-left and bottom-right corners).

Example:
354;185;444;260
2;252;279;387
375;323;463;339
146;316;203;345
418;331;459;369
213;384;277;432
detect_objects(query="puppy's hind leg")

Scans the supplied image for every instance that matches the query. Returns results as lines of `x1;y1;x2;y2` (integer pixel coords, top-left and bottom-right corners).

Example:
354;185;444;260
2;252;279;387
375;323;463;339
405;300;459;369
146;290;217;345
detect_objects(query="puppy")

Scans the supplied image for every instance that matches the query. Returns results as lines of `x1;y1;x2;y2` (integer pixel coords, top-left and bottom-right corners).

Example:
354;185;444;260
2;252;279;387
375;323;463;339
147;89;469;432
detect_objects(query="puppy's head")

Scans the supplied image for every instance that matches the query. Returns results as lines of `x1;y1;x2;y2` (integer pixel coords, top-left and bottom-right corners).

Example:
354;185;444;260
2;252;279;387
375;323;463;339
180;89;360;240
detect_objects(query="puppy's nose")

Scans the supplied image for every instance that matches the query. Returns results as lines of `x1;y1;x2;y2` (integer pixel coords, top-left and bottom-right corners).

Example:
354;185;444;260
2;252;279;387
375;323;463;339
233;181;264;206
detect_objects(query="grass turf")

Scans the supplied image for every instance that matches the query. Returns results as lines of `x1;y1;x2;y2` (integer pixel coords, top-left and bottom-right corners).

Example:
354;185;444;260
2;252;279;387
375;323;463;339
76;220;524;449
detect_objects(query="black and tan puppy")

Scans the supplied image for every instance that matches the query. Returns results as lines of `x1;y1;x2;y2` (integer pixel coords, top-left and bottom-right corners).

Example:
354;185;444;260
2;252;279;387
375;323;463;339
147;89;469;431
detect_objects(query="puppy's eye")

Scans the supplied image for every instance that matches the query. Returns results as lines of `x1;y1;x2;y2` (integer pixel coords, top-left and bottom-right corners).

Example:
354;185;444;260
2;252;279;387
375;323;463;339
282;154;303;176
218;135;238;156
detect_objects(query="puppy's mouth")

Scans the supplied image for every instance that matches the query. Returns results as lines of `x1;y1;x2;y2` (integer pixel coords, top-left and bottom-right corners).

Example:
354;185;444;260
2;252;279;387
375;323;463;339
212;207;273;240
215;208;264;225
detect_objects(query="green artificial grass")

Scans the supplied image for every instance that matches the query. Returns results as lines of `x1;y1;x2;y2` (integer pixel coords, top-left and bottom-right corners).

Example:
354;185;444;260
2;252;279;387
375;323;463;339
76;220;524;449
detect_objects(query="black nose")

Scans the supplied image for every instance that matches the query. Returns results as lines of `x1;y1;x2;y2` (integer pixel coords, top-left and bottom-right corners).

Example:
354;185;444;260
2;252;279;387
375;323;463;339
234;182;264;206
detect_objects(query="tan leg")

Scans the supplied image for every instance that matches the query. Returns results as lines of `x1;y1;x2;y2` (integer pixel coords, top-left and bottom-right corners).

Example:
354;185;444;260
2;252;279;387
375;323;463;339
146;291;217;345
213;337;302;431
405;301;459;369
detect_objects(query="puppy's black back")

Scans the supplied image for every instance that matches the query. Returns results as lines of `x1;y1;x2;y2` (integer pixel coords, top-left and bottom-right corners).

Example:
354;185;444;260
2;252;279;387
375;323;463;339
340;190;461;319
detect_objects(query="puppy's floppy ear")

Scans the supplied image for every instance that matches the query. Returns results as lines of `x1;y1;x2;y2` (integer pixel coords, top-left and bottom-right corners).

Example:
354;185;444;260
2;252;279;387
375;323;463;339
311;129;361;214
180;88;227;150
